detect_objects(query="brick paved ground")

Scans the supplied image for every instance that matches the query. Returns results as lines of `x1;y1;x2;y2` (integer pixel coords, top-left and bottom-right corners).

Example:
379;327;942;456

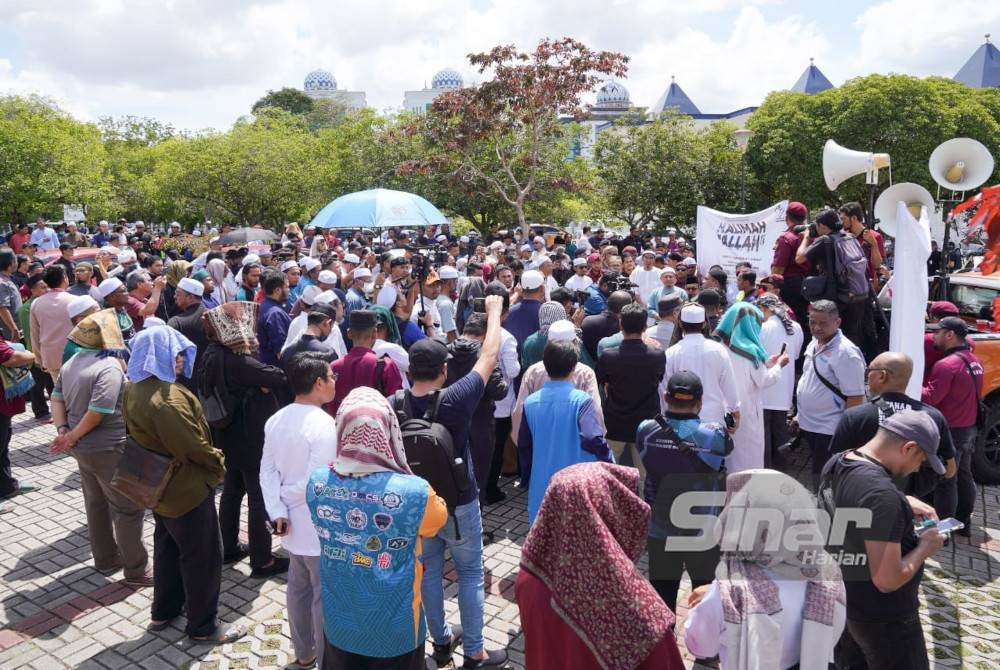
1;413;998;669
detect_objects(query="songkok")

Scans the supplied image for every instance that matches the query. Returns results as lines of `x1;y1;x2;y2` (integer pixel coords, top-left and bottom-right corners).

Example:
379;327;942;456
349;309;377;330
680;304;706;324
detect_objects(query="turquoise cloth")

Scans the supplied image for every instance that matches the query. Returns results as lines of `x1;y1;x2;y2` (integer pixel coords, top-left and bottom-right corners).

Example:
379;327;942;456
308;468;431;658
715;303;768;366
127;326;197;383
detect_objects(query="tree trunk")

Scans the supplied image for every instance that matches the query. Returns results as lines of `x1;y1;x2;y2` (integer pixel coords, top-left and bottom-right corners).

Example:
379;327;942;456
516;199;528;237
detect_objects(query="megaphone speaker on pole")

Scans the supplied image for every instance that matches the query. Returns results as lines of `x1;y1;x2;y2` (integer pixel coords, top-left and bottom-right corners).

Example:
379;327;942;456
823;139;891;190
873;182;935;238
929;138;994;194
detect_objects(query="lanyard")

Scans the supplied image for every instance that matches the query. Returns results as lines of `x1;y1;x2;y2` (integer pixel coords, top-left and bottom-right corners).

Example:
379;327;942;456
849;449;891;478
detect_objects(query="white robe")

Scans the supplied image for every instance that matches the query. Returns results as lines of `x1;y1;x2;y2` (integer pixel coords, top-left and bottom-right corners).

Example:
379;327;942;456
725;352;782;473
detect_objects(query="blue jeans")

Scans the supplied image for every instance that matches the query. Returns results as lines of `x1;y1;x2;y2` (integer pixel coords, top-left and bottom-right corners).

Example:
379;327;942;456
421;500;485;656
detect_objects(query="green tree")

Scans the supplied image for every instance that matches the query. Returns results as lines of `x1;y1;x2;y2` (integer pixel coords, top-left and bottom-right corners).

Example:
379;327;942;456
0;95;112;225
99;116;175;220
252;87;315;116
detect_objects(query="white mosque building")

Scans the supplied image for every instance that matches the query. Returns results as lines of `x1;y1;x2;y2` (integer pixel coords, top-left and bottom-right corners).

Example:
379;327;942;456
302;69;367;110
402;68;465;113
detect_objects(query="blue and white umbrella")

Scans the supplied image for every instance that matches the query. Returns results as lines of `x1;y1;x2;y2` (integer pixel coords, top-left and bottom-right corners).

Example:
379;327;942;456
309;188;449;229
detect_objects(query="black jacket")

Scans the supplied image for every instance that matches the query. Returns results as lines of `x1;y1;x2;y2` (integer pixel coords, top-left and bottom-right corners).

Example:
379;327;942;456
167;303;208;394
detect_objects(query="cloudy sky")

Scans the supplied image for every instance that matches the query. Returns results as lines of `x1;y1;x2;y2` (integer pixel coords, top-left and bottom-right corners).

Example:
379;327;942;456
0;0;995;132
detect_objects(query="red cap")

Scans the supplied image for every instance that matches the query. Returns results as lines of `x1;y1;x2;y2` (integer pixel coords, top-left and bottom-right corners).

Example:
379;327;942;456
587;252;600;263
787;202;808;219
623;245;637;255
929;301;959;317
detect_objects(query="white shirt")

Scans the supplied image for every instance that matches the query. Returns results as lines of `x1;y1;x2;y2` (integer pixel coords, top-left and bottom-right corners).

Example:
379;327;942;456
760;315;803;411
493;328;521;418
259;404;338;556
30;227;58;250
686;578;831;670
576;234;592;253
282;313;347;358
410;296;444;342
630;267;661;304
663;333;740;424
373;339;410;390
543;274;559;301
564;273;593;292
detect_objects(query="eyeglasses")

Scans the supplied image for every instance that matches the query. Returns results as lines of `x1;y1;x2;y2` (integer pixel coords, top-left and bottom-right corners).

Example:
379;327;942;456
866;367;891;375
327;372;339;382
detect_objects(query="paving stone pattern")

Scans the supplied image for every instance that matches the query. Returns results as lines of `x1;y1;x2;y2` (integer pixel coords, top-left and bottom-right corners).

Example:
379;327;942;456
1;414;998;669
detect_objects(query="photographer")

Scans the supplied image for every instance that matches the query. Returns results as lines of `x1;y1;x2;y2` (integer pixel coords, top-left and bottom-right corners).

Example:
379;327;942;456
582;271;618;316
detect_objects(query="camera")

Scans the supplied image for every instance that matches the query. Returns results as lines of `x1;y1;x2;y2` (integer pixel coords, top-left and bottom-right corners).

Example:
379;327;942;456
608;274;638;293
573;290;589;306
473;297;486;313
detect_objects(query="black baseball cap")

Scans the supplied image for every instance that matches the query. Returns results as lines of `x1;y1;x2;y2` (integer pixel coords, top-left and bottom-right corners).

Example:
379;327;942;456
667;371;703;401
409;339;453;370
936;316;968;338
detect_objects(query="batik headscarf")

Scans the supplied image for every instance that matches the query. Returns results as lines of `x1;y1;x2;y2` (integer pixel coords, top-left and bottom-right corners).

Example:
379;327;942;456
206;258;230;303
203;301;259;355
715;303;769;366
165;260;191;287
333;387;411;477
127;325;197;383
715;469;846;670
521;462;675;670
67;308;128;357
756;293;796;337
537;301;566;337
370;304;401;346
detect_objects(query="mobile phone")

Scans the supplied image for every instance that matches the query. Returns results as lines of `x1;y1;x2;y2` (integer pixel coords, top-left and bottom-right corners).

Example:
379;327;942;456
780;343;787;356
473;297;486;313
935;518;965;535
264;519;276;534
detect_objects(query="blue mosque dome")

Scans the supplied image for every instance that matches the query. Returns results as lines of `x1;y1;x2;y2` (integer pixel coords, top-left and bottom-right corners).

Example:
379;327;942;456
304;69;338;94
431;68;463;90
595;80;630;108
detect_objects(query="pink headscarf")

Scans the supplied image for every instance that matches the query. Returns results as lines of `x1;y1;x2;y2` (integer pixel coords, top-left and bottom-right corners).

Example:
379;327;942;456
333;387;411;476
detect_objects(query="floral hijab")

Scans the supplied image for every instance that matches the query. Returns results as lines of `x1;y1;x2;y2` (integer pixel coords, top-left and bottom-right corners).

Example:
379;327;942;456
203;301;259;355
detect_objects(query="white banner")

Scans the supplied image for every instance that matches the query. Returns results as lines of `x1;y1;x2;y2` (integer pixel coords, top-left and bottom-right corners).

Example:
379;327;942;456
695;201;789;283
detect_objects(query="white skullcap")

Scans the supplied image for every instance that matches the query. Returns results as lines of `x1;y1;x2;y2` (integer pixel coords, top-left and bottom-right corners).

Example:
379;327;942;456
660;266;676;276
520;244;532;252
318;270;338;285
682;257;698;266
343;253;360;265
301;285;322;306
134;221;145;227
438;266;459;280
376;284;398;308
436;235;447;242
459;235;470;243
177;277;204;296
547;320;577;342
353;267;372;280
533;236;545;245
97;277;125;298
143;317;167;328
572;258;588;267
242;254;260;266
456;258;468;270
300;257;321;272
680;304;706;324
315;290;338;305
536;254;552;266
280;260;299;273
521;270;544;290
192;230;202;237
117;250;137;263
642;248;656;256
67;295;99;319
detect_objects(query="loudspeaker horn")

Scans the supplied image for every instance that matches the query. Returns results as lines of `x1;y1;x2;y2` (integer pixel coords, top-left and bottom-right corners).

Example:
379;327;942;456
929;138;994;192
823;139;891;190
873;182;935;238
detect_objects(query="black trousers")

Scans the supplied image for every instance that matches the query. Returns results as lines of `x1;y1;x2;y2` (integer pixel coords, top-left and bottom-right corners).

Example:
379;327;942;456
219;464;272;569
323;637;423;670
838;615;928;669
486;416;513;495
152;492;223;636
839;299;878;362
647;538;720;612
28;366;52;418
804;430;833;490
0;414;16;496
763;408;790;469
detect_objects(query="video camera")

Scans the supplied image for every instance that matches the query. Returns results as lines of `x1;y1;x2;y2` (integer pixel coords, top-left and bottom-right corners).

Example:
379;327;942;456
406;244;450;283
606;274;638;294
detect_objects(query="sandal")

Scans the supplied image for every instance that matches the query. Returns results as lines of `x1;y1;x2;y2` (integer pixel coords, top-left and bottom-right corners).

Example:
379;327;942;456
283;658;317;670
431;623;463;665
147;617;176;632
189;623;248;645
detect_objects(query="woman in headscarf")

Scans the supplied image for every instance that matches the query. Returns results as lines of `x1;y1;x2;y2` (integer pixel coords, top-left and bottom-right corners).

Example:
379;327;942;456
370;304;410;389
200;302;289;577
456;276;486;334
123;327;246;644
206;258;230;305
685;469;846;669
307;387;447;670
714;303;789;473
155;259;191;322
517;462;685;670
309;236;328;259
520;301;569;370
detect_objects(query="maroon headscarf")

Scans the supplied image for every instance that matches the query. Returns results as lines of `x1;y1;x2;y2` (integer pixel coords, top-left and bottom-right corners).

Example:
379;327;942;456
520;462;674;670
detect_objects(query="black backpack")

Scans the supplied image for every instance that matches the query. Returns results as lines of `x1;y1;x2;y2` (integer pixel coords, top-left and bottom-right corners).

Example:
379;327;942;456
392;389;470;536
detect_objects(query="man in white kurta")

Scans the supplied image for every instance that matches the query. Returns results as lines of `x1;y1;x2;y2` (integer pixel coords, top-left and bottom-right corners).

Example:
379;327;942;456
662;305;740;427
629;250;662;304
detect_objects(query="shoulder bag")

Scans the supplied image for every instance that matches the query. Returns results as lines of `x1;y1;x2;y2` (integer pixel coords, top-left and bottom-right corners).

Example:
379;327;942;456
109;384;181;509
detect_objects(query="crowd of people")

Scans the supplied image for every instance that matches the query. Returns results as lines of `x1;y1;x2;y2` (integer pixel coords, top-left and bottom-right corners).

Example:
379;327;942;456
0;204;985;670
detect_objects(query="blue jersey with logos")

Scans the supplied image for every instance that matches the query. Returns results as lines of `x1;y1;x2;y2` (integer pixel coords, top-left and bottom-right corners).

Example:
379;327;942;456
307;468;431;658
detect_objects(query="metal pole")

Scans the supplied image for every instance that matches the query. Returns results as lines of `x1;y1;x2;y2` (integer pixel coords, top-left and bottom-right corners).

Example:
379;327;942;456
740;155;747;213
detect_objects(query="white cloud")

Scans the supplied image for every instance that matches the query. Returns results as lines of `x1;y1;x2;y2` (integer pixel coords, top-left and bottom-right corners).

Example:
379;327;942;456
0;0;990;132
